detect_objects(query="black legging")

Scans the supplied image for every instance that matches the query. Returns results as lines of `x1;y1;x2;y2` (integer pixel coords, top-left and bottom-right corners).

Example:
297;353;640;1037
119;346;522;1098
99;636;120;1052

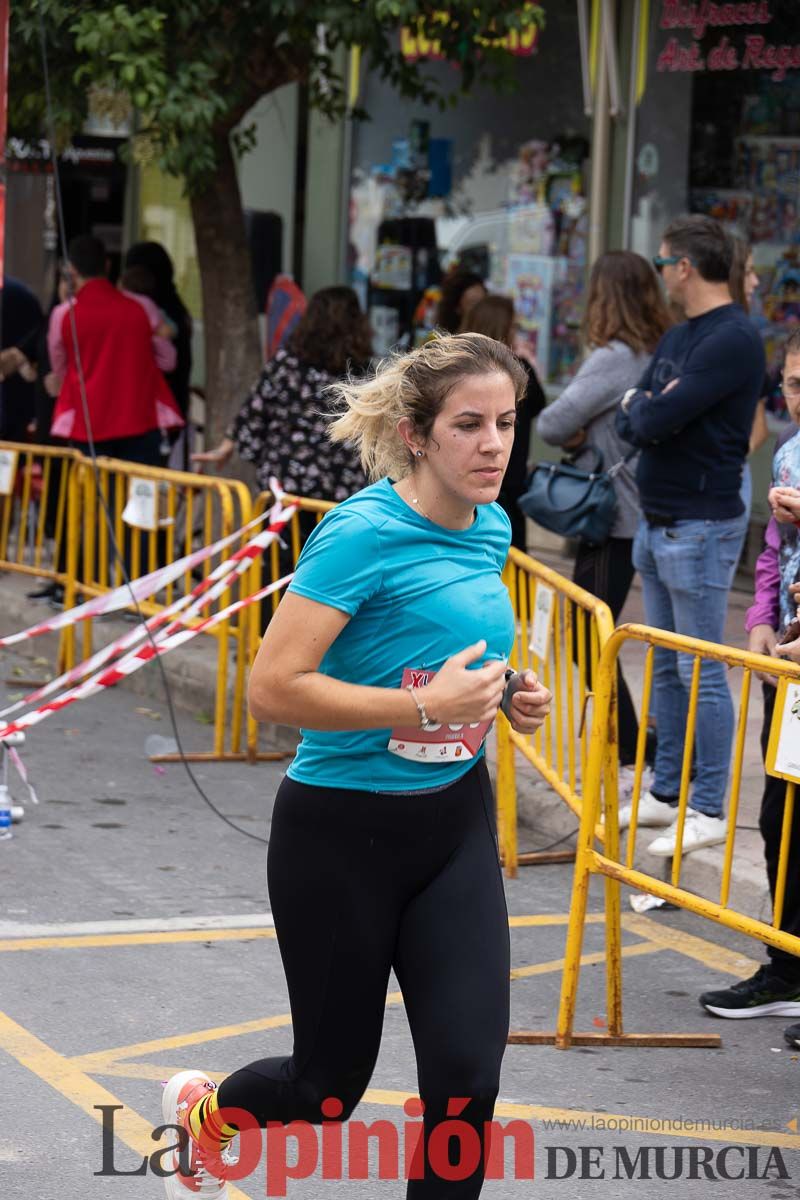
759;684;800;979
217;759;510;1198
572;536;640;765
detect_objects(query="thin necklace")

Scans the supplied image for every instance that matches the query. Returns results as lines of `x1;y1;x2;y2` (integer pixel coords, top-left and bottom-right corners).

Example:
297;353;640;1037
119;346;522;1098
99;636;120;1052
410;490;474;530
411;493;433;522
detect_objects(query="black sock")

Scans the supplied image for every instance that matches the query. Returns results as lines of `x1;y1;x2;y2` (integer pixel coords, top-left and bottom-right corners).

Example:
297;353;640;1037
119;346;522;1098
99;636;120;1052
650;790;678;805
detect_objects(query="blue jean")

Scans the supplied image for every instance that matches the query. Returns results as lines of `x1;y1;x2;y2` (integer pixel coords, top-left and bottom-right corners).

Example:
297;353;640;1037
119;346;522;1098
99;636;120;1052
632;515;748;817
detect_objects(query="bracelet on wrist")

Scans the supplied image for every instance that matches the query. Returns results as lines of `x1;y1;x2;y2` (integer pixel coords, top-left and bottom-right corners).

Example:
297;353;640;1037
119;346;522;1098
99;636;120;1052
406;685;440;731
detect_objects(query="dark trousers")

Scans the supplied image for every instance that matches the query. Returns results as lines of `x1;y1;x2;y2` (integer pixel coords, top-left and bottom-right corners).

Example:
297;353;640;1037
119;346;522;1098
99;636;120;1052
572;537;640;765
69;429;164;582
759;684;800;978
217;761;510;1198
497;483;526;552
72;428;163;468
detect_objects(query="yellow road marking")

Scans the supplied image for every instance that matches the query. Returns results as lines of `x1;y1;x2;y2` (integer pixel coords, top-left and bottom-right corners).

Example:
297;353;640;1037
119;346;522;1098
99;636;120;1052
3;905;796;1184
0;928;277;953
17;1025;799;1157
508;913;605;927
71;937;653;1069
83;946;662;1076
70;992;405;1071
623;914;761;976
510;940;660;980
0;1011;252;1200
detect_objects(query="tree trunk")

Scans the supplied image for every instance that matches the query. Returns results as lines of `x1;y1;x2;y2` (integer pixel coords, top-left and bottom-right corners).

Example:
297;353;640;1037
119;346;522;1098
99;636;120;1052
190;132;261;455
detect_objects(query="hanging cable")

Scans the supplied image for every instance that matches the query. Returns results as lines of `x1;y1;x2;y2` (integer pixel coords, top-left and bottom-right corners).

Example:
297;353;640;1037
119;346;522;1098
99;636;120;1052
35;3;269;844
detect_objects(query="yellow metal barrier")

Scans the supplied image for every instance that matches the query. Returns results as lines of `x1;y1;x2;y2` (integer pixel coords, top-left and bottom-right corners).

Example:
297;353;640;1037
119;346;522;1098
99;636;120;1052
496;546;616;877
511;622;800;1049
246;490;334;762
61;455;260;762
0;440;79;584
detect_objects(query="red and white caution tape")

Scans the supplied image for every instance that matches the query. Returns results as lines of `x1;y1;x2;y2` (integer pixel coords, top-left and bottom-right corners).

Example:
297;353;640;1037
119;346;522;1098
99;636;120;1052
0;500;281;648
0;494;298;721
0;572;295;741
7;746;39;806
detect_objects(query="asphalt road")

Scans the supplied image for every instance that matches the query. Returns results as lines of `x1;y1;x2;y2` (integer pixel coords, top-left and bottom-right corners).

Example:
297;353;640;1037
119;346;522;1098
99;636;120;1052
2;642;800;1200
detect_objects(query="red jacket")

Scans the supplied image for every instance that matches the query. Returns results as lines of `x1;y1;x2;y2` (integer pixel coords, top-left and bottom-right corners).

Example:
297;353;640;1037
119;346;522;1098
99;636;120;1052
50;278;184;441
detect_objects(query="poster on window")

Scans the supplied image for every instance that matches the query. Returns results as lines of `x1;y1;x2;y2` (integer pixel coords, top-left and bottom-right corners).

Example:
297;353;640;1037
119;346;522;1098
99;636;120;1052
506;254;558;376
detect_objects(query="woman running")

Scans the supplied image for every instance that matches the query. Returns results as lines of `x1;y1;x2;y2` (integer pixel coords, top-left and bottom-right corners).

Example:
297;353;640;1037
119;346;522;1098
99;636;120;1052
161;332;552;1199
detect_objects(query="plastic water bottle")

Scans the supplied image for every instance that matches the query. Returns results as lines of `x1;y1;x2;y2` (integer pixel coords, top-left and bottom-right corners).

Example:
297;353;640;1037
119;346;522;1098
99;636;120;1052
0;784;12;840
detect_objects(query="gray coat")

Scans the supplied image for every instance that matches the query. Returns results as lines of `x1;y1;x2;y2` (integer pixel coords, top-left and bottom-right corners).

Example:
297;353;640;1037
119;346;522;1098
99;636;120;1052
535;340;650;539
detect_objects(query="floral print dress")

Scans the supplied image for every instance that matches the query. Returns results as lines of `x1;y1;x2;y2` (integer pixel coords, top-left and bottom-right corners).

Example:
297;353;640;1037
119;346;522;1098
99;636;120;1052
228;349;367;500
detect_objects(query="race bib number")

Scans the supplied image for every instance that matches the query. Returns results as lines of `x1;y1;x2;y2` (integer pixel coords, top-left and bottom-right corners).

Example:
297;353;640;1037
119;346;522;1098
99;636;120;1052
387;667;492;763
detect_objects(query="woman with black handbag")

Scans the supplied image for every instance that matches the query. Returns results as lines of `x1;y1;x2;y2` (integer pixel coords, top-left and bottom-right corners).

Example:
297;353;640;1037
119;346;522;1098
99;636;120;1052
535;251;671;797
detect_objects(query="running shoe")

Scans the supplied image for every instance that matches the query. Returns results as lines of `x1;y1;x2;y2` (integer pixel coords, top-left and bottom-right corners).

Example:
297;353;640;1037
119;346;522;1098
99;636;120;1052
700;966;800;1019
647;810;727;856
161;1070;230;1198
618;788;676;831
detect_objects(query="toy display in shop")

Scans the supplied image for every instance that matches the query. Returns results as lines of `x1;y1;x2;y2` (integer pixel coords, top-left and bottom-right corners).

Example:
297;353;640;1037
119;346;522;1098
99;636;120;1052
508;204;555;257
372;244;414;292
506;254;561;379
411;285;444;346
550;263;584;383
367;216;440;352
735;137;800;245
689;189;753;236
505;136;588;382
351;124;588;375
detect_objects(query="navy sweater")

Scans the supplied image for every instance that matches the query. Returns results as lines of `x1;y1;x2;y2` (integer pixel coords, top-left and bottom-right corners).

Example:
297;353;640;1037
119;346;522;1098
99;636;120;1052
615;304;764;520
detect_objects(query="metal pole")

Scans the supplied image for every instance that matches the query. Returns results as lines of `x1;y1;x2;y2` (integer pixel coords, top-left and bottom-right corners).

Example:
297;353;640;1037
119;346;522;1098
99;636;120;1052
338;47;360;285
587;19;611;266
621;0;642;248
338;113;354;284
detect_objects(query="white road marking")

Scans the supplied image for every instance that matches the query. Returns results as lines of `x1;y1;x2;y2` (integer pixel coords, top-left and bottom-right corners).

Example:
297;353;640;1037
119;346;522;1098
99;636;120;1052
0;912;274;938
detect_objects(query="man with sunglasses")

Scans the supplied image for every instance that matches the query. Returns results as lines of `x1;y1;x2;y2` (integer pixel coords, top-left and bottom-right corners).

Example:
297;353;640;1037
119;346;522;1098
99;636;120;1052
615;214;765;856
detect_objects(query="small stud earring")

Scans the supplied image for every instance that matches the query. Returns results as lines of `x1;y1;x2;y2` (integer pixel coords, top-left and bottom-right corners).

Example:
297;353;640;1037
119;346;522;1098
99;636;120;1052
415;450;424;458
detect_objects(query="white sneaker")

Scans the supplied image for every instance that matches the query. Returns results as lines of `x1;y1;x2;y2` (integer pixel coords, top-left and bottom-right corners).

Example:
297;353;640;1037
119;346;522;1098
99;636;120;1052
618;789;676;831
647;809;728;857
10;804;23;823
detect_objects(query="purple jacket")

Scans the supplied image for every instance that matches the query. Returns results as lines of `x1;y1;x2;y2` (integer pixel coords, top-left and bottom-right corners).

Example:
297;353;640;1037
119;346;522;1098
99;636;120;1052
745;517;781;632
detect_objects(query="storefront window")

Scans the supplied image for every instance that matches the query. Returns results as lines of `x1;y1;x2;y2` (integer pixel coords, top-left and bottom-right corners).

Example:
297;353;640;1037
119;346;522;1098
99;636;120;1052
630;0;800;523
631;1;800;401
348;5;590;383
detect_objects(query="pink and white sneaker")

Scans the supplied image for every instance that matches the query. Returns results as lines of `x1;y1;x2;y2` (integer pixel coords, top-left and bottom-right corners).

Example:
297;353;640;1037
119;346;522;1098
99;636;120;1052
161;1070;231;1198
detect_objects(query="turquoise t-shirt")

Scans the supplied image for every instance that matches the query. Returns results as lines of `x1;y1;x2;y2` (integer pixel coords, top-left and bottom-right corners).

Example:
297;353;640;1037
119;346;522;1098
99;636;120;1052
285;478;515;792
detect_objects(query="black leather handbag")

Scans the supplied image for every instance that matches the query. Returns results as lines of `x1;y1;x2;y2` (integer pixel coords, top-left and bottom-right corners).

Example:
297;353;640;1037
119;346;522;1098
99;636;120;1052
517;446;633;546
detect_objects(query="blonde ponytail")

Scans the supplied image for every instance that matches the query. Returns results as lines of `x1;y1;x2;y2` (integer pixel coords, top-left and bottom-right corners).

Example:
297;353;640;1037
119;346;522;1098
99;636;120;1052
328;332;528;481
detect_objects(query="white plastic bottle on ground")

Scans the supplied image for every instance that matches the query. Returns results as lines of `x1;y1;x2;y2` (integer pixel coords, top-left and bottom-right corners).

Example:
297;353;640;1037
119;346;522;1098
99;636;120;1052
0;783;12;840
